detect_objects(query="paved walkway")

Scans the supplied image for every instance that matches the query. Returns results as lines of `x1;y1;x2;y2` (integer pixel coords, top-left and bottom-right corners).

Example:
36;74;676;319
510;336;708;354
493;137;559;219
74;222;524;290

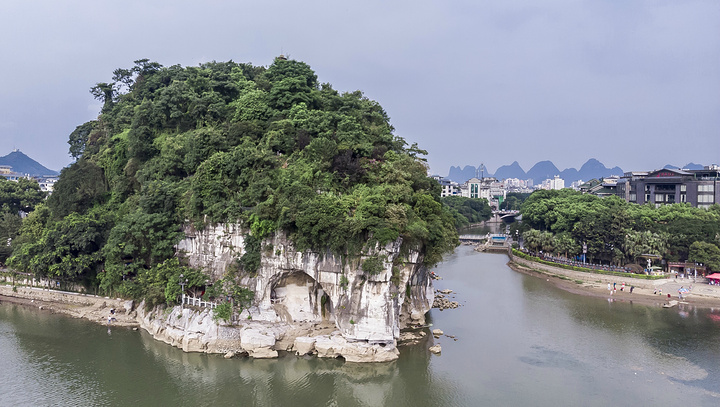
509;252;720;303
658;278;720;301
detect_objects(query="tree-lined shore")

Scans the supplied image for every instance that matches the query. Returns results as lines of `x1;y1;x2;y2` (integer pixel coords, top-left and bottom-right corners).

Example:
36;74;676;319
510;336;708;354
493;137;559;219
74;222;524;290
515;189;720;272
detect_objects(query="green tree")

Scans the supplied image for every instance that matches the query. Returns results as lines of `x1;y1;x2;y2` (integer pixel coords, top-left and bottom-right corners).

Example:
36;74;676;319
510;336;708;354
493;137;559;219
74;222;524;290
523;229;543;252
0;211;22;264
68;121;97;159
688;241;720;271
553;232;579;258
441;196;492;227
0;177;46;214
47;160;107;218
9;208;110;286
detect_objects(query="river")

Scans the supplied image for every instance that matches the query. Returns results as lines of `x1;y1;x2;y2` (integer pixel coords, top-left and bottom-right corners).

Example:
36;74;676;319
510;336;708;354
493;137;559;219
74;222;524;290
2;245;720;406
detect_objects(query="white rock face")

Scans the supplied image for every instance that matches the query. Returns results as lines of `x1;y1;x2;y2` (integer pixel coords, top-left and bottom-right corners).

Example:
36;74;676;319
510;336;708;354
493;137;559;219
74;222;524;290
240;328;278;358
142;223;435;362
314;333;399;363
293;336;317;356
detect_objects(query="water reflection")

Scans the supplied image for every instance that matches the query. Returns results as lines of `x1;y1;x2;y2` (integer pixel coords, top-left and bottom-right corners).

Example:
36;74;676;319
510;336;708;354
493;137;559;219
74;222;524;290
135;323;459;406
518;266;720;402
3;247;720;406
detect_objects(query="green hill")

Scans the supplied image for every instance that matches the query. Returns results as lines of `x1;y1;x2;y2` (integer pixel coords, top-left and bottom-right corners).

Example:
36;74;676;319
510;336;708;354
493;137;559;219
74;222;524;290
7;57;457;301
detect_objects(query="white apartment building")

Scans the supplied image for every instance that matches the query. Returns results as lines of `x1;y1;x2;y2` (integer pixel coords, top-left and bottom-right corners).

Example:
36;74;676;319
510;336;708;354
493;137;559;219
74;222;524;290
431;175;461;197
541;175;565;190
459;177;507;209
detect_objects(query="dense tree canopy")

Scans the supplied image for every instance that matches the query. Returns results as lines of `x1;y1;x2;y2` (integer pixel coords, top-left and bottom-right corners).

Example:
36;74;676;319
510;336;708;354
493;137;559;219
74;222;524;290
0;178;46;265
520;189;720;269
8;57;458;301
0;177;46;215
441;196;492;228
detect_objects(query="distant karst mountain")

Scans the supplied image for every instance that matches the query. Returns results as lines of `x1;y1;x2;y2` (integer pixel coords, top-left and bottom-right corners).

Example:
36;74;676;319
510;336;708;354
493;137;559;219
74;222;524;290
526;161;561;185
0;150;58;176
663;163;704;171
446;165;486;183
493;161;526;180
445;158;625;185
575;158;623;182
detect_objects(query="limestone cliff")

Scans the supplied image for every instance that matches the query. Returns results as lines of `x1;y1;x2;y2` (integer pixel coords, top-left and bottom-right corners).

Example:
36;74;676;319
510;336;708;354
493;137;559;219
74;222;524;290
159;222;435;361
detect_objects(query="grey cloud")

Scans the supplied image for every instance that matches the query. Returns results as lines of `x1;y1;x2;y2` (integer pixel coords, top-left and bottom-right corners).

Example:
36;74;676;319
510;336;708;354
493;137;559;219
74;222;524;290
0;1;717;173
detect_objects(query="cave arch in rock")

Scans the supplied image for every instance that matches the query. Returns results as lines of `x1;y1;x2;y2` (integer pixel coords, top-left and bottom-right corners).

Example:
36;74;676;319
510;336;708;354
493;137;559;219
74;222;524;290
269;271;333;323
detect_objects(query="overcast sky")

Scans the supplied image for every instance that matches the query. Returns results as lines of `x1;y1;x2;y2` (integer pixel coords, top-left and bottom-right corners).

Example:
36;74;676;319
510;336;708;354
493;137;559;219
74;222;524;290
1;1;718;176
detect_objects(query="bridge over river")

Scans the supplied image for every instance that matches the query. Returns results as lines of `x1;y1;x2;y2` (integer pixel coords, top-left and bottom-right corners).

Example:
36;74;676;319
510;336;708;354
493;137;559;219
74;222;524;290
488;210;520;223
458;233;510;244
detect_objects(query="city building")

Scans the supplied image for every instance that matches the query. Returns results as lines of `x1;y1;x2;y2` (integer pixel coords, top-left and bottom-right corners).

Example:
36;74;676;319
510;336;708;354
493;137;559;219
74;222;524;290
37;176;59;193
578;176;618;197
504;178;535;194
541;175;565;190
1;165;58;194
615;166;720;209
460;177;506;209
0;165;23;181
431;175;461;197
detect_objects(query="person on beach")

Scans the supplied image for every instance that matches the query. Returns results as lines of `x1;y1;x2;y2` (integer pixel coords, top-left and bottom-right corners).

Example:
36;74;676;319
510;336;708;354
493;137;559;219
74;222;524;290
630;286;634;293
613;282;616;291
621;282;625;291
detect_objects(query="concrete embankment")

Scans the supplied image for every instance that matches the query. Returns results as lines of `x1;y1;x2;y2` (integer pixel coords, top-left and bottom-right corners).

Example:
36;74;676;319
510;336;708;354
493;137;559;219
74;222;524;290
508;251;662;290
0;285;137;326
507;250;720;306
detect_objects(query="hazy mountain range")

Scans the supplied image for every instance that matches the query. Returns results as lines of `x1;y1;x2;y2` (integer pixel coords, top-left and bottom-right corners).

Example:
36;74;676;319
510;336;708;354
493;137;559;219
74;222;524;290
446;159;707;185
0;150;709;185
663;163;704;171
0;150;59;176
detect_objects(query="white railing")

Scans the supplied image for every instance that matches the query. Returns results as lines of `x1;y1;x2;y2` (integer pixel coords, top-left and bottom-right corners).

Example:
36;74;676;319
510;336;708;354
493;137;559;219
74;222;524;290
181;294;217;309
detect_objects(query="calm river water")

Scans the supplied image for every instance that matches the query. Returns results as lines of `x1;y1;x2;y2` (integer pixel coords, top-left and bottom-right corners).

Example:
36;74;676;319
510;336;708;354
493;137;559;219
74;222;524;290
2;245;720;406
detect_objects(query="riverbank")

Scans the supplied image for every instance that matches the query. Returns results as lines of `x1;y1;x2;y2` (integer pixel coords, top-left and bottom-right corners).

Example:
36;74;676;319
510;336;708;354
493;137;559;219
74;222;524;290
0;284;138;326
0;283;402;362
506;252;720;309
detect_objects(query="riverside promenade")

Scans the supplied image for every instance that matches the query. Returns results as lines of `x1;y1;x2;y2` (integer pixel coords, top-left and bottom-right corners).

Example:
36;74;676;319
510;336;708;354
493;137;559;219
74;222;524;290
507;250;720;305
0;284;137;326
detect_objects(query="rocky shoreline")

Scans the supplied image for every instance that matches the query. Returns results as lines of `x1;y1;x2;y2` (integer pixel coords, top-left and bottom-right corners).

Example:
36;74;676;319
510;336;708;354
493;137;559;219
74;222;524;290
135;302;401;362
0;284;419;363
432;289;460;310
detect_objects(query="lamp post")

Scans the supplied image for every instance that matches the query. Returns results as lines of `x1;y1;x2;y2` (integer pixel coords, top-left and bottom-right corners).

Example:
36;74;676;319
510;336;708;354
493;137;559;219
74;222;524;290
179;274;188;308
